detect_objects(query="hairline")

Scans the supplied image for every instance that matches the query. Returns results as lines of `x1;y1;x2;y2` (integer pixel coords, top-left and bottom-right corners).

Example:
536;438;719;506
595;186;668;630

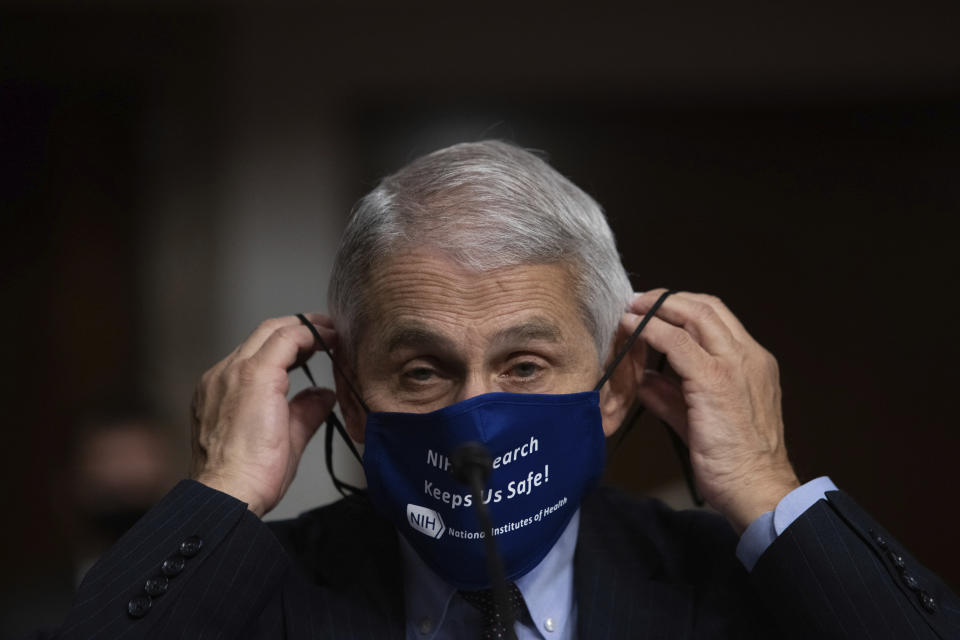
328;140;633;369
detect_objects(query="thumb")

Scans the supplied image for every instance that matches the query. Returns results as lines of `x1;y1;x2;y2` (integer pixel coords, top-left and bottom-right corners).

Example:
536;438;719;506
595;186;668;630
636;369;689;443
288;387;337;454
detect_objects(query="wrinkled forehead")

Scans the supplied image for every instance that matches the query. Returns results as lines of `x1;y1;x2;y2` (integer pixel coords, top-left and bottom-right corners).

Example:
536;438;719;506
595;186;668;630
355;249;596;361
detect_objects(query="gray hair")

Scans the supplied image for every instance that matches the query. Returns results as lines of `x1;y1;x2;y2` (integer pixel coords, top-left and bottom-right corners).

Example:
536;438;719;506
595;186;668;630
328;140;633;363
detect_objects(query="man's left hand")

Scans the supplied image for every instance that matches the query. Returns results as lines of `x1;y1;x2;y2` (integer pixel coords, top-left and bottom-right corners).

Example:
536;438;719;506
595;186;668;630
625;289;801;533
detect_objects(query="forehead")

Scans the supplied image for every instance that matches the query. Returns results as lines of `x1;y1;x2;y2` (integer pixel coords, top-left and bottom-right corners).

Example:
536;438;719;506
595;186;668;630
359;249;592;353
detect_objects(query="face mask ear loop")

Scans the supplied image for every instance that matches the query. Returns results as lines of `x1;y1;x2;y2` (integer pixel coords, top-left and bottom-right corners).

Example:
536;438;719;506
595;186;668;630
593;290;675;392
324;412;367;496
295;314;370;414
597;290;673;456
296;314;368;497
592;291;705;507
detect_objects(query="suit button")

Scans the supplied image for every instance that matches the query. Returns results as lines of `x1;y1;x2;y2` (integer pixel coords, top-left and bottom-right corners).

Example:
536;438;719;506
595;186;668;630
888;550;906;570
144;575;169;596
127;595;152;618
920;591;937;613
416;617;433;635
179;535;203;558
873;532;888;549
161;555;186;576
901;572;920;591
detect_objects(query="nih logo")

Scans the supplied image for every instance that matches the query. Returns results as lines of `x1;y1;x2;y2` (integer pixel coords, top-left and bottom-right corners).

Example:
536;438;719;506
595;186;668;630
407;504;446;539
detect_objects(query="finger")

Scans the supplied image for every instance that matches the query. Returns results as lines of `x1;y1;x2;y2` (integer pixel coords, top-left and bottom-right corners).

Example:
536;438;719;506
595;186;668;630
634;289;752;343
287;326;340;373
237;315;309;358
636;369;689;443
299;312;335;331
624;313;712;381
294;315;339;352
630;289;738;355
676;292;751;342
250;324;323;371
288;387;337;455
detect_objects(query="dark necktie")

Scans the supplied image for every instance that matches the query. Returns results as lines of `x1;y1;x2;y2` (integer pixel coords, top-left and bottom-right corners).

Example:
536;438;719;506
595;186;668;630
459;582;530;640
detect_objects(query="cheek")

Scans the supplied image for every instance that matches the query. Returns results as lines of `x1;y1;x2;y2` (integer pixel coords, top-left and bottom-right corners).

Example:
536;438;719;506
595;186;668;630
358;385;397;413
551;369;600;395
564;345;604;389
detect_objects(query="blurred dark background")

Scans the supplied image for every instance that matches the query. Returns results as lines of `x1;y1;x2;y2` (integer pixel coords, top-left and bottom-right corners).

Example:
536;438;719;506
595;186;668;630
2;1;959;633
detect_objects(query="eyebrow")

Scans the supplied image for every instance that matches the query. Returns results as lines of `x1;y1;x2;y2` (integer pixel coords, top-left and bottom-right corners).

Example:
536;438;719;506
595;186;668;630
385;325;459;355
489;318;562;347
383;317;563;355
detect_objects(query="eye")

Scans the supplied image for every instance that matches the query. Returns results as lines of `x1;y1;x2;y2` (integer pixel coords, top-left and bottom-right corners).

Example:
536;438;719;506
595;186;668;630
404;366;437;382
499;356;548;384
510;361;541;378
395;359;452;406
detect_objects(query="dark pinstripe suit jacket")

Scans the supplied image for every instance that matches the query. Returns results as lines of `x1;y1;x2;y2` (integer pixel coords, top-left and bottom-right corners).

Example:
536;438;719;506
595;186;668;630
36;480;960;639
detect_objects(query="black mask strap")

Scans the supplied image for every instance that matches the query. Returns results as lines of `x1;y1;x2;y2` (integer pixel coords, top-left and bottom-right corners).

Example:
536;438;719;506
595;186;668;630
589;290;704;507
296;313;370;414
296;313;368;497
593;290;675;391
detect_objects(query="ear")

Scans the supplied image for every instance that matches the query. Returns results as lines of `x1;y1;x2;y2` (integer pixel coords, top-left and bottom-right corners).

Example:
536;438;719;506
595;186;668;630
332;356;367;443
598;326;647;437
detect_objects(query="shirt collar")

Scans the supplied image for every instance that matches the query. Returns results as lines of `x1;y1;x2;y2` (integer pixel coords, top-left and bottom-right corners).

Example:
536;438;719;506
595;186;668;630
400;509;580;639
515;509;579;637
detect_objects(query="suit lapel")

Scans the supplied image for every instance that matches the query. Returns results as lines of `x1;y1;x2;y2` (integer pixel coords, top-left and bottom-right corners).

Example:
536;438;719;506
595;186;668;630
575;491;694;640
289;490;700;639
288;494;406;639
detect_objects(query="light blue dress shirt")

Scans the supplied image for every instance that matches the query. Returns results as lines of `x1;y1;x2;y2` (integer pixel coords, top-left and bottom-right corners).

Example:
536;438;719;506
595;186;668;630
736;475;838;570
401;511;579;640
402;476;837;639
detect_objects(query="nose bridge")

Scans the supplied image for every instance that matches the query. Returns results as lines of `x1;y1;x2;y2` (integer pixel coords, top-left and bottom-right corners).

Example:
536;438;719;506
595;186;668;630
456;369;496;404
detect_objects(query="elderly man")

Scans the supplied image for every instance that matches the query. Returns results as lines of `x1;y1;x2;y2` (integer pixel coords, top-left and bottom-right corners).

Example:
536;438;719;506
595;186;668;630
45;141;958;639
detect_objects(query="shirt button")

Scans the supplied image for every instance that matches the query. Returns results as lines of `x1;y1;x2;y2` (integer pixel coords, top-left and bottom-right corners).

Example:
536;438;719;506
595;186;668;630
544;617;556;632
417;617;433;635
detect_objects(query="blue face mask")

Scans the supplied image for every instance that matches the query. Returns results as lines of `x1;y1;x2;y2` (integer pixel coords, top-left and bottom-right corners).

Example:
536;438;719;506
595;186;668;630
364;390;604;590
294;291;674;590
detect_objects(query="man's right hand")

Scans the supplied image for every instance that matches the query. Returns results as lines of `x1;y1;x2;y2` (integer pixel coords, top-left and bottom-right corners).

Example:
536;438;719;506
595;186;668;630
190;313;339;517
